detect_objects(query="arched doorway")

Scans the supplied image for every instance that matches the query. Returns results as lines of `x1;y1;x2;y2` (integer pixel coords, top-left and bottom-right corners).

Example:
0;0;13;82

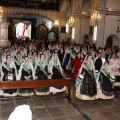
105;35;119;49
16;22;30;38
36;24;48;40
82;34;89;45
47;31;58;41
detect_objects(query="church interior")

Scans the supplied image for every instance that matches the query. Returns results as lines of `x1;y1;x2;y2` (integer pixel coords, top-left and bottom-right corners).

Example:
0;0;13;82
0;0;120;120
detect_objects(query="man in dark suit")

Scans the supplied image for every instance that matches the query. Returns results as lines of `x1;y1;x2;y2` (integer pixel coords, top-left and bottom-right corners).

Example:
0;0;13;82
95;52;106;71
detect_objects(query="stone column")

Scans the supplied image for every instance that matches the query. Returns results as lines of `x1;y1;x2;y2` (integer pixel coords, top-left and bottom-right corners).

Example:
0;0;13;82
0;21;10;48
74;14;82;44
60;17;67;41
96;13;106;48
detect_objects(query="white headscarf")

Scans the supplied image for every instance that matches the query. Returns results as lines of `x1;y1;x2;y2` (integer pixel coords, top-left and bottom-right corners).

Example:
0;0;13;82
8;105;32;120
48;52;63;75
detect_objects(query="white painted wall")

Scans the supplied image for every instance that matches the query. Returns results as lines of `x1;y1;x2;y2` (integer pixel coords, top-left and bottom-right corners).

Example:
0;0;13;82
80;18;90;43
106;0;120;10
103;15;120;47
112;35;119;47
96;14;106;48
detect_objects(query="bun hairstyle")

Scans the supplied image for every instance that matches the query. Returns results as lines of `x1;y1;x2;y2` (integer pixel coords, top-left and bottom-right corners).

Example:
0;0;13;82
77;51;81;55
17;52;21;55
6;55;11;59
104;61;109;65
40;54;44;58
110;52;117;59
53;51;58;55
24;56;29;59
86;54;92;60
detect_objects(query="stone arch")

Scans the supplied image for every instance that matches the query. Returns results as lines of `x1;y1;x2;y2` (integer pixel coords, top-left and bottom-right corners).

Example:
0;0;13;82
47;31;59;41
36;24;48;40
97;0;106;8
105;34;119;49
82;0;91;14
82;34;89;45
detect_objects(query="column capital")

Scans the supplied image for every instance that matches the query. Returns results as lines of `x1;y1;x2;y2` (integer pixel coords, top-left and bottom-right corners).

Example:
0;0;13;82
74;13;90;19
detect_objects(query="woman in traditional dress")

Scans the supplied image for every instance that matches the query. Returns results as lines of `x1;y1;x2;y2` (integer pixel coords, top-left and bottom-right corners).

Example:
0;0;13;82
97;62;114;99
35;54;50;95
75;55;97;100
1;55;17;97
48;52;66;94
62;46;71;70
29;51;38;70
109;53;119;76
17;56;35;96
14;52;23;73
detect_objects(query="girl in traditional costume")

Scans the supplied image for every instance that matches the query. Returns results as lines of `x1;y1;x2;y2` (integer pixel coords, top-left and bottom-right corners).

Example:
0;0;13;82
109;53;119;76
96;62;114;99
1;55;17;97
17;56;35;96
48;52;66;94
14;52;23;73
29;51;38;70
35;54;50;95
62;46;71;70
75;55;97;100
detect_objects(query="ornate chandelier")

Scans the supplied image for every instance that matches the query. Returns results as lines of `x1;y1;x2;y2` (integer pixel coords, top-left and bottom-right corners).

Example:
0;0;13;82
54;20;59;26
91;11;101;25
68;16;75;27
0;6;3;21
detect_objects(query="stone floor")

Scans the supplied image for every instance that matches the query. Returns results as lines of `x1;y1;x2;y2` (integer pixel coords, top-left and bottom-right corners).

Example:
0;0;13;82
0;71;120;120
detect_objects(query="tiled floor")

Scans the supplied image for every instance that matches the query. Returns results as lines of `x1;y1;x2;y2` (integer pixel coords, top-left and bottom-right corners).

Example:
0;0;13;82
0;72;120;120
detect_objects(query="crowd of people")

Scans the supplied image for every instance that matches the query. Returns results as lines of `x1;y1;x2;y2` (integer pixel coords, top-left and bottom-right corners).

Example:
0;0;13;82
0;39;119;100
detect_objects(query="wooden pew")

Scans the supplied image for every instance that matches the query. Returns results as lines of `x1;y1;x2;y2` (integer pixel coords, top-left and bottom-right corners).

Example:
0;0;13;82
0;78;71;99
114;76;120;86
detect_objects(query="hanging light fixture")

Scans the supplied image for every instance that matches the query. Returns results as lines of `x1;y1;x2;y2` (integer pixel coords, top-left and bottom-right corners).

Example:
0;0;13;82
54;20;60;26
68;16;75;27
67;0;75;27
0;6;3;21
91;11;101;25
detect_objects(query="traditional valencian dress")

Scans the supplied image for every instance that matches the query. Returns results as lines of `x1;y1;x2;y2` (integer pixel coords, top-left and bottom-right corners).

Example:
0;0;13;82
17;62;35;96
1;61;17;96
97;67;114;99
14;57;23;72
109;58;119;76
29;56;38;70
48;56;66;93
35;61;50;95
75;61;97;100
62;47;71;70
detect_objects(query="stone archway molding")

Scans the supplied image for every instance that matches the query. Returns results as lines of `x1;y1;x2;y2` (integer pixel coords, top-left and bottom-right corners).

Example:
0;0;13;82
3;7;59;22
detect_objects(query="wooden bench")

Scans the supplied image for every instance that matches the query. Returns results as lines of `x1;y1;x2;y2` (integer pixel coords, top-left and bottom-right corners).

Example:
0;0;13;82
114;76;120;86
0;78;71;99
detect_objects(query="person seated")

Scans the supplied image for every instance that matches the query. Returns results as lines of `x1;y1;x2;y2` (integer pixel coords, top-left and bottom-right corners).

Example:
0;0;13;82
109;53;119;76
35;54;50;95
1;55;17;97
48;52;66;94
17;56;35;96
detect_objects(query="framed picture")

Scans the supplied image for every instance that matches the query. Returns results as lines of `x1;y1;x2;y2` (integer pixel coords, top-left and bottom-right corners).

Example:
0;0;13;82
61;27;66;33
